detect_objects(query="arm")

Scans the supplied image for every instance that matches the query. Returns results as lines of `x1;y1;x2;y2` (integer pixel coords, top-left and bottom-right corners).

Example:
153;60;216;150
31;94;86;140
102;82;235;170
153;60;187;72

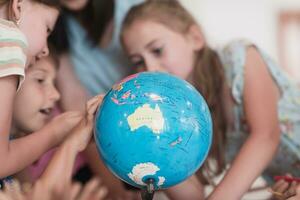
56;54;133;199
37;96;103;196
0;76;18;155
0;111;82;178
83;142;140;200
164;175;205;200
208;47;281;200
0;76;81;178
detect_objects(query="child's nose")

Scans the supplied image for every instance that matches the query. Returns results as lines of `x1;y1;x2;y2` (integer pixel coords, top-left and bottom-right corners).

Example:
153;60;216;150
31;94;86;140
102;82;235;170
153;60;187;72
37;46;49;60
145;60;162;72
49;86;60;102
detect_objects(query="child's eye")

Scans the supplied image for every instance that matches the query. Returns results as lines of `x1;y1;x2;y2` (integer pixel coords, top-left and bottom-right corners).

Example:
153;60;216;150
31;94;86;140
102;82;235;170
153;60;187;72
36;78;45;83
132;60;145;70
152;47;163;56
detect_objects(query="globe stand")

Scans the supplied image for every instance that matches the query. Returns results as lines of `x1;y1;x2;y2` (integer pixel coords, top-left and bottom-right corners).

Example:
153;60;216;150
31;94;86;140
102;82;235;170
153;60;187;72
141;178;155;200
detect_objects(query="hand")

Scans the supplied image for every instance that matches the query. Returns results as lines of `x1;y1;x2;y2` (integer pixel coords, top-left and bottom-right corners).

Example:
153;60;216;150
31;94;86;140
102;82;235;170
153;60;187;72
0;179;26;200
287;184;300;200
42;111;83;145
70;178;108;200
271;174;298;199
69;95;104;152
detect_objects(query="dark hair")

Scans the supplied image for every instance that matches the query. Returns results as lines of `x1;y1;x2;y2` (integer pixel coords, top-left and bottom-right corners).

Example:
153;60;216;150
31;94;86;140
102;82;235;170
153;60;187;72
47;42;60;69
122;0;229;183
50;0;114;53
33;0;61;8
48;13;69;54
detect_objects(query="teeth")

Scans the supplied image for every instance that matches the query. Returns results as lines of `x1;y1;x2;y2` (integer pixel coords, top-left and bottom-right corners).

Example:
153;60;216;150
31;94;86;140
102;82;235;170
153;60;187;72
40;108;52;115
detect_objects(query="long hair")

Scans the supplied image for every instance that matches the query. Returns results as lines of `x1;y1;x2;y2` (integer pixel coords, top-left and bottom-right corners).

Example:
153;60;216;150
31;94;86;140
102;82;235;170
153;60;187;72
50;0;114;53
121;0;229;183
74;0;114;45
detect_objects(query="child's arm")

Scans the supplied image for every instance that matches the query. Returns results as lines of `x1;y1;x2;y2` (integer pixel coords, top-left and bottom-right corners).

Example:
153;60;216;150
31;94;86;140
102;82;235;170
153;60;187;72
0;110;82;178
37;95;103;196
208;47;281;200
0;76;19;142
164;175;205;200
83;142;140;199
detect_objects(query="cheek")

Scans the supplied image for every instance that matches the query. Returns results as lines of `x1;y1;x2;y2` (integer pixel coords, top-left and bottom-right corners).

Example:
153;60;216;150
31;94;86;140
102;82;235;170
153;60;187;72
164;46;195;79
26;33;46;57
21;24;47;59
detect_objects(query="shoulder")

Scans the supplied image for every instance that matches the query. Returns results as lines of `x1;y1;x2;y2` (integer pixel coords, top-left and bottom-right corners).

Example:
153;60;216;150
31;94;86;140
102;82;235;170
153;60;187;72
0;19;27;89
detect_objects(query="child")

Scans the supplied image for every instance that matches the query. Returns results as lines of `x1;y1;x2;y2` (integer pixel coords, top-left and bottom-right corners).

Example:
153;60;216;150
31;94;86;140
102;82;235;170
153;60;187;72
0;0;81;179
121;0;300;199
0;95;106;200
12;51;60;139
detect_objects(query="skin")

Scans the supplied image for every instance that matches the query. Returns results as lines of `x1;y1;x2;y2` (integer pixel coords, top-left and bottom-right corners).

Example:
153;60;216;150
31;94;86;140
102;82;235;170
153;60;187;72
12;57;60;135
122;19;281;199
0;96;107;200
55;1;139;199
59;0;89;11
0;0;80;178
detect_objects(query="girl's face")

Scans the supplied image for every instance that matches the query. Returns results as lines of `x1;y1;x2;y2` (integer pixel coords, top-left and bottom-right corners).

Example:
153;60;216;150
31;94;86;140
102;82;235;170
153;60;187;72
18;1;59;66
122;20;203;81
13;57;60;133
59;0;89;11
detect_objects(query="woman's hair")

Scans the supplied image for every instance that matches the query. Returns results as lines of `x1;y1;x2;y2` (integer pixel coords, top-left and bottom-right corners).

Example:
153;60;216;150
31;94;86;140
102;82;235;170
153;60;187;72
50;0;114;53
0;0;61;8
71;0;114;45
122;0;229;183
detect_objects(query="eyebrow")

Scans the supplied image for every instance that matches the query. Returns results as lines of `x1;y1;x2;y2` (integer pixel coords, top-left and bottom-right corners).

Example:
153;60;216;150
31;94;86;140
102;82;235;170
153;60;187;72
146;39;158;49
129;39;159;59
30;68;49;74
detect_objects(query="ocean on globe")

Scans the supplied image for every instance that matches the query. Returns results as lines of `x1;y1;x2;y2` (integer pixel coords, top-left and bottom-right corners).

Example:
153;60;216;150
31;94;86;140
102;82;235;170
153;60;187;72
94;72;212;190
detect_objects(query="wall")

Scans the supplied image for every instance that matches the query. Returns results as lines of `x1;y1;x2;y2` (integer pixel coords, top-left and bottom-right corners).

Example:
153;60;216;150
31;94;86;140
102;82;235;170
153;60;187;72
179;0;300;67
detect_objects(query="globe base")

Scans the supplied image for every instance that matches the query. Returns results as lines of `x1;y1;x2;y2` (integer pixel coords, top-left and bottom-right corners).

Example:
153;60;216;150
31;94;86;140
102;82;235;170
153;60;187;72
141;178;155;200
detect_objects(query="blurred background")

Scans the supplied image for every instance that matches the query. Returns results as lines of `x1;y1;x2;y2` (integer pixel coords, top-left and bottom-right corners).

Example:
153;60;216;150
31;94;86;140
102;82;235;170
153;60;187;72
179;0;300;85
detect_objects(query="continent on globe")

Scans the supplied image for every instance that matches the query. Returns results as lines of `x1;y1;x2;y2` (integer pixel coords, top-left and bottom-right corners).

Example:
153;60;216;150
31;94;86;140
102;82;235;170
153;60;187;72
128;162;166;186
127;104;164;134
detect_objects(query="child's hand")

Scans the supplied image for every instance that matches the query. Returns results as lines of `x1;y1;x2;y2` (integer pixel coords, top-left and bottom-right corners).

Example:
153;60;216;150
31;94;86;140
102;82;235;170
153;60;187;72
70;178;108;200
271;174;298;199
287;184;300;200
69;95;104;152
43;111;83;145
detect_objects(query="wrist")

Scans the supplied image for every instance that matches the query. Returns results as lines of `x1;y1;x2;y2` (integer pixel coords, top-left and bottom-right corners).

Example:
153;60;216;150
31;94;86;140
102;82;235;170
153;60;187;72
64;135;81;153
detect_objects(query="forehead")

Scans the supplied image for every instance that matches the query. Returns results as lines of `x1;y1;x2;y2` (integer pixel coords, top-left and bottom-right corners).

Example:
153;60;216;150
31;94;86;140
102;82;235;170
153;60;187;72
27;57;56;73
133;20;176;35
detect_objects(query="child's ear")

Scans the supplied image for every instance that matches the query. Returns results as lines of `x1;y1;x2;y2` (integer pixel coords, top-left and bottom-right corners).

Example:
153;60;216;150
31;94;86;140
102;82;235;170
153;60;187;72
187;25;205;51
9;0;23;24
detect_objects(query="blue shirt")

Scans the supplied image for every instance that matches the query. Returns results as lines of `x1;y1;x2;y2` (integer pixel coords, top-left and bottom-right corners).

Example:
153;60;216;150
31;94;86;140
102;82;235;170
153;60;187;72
66;0;144;96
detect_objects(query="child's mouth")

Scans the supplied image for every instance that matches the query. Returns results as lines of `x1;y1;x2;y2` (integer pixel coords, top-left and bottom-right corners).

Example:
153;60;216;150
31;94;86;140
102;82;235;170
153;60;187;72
39;108;53;116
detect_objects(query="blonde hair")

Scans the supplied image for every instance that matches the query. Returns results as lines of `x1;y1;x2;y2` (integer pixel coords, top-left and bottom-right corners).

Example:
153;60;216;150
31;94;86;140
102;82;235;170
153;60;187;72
122;0;229;183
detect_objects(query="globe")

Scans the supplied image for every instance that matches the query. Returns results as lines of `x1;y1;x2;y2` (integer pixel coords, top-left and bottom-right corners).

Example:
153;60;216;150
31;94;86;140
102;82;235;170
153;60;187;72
94;72;212;190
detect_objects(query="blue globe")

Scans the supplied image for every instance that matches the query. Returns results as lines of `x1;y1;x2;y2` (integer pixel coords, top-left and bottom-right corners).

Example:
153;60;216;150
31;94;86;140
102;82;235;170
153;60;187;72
94;72;212;190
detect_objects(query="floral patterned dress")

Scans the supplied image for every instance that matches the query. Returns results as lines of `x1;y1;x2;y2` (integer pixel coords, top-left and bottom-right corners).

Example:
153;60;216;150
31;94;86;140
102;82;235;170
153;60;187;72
218;40;300;182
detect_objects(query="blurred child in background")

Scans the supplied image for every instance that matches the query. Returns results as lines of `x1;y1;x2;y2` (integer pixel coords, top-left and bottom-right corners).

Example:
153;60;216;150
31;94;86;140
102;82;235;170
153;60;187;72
121;0;300;199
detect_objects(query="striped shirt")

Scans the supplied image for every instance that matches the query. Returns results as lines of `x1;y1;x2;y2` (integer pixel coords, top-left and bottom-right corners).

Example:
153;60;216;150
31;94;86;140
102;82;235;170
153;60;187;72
0;18;28;90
